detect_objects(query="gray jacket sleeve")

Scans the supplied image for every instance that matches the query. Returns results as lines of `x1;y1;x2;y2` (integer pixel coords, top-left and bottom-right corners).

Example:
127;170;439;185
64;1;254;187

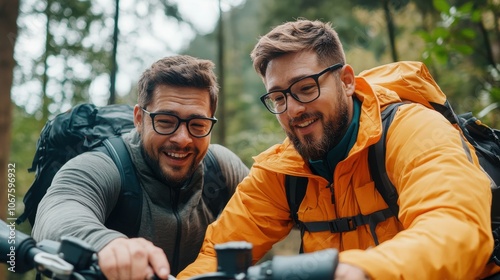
31;151;126;251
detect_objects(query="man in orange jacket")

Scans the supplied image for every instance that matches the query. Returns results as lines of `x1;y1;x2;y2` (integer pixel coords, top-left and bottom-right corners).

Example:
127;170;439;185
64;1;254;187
178;19;495;279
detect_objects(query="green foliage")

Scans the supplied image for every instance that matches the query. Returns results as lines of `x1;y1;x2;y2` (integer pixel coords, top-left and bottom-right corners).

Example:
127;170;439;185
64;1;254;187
183;0;278;164
10;107;38;197
416;0;499;125
6;106;38;280
419;2;478;64
14;0;111;121
492;86;500;103
433;0;451;13
8;0;500;247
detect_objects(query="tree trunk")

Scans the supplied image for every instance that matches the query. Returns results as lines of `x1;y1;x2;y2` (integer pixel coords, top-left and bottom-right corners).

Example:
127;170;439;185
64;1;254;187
383;0;398;62
41;0;52;124
0;0;19;278
109;0;120;105
217;0;226;145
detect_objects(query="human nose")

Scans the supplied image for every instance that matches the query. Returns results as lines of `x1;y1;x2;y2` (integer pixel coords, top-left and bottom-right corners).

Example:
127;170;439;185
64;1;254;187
285;94;306;117
169;122;193;144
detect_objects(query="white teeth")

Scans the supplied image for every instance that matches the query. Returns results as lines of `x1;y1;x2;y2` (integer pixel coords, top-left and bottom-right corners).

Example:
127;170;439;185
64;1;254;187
167;152;188;158
297;119;315;128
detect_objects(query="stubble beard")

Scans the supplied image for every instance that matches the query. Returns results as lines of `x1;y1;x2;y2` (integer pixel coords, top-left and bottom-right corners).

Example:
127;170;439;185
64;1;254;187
140;143;198;189
287;98;350;161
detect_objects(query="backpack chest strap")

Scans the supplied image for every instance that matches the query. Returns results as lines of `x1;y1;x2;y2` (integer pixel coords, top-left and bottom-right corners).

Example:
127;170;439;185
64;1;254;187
298;208;394;244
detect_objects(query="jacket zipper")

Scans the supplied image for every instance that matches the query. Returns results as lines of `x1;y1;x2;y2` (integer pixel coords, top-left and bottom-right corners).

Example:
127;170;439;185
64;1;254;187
328;182;335;204
172;189;182;275
329;179;343;250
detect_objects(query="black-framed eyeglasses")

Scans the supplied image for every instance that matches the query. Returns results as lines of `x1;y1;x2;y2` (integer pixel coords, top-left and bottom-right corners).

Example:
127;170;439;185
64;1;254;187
260;63;344;114
141;107;217;138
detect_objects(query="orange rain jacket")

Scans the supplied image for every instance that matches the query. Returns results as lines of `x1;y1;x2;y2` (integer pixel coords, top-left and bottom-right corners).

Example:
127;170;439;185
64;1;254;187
178;62;495;280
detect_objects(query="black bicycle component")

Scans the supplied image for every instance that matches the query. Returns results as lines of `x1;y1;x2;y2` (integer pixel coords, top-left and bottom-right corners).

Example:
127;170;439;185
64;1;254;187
1;219;337;280
0;219;104;279
0;219;44;273
189;241;338;280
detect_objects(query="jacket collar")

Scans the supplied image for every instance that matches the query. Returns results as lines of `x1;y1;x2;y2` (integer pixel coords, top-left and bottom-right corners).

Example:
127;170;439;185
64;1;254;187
309;97;361;182
253;75;402;177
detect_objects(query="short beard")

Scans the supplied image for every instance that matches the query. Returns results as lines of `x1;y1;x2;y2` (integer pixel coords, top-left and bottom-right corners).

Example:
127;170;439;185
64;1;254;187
140;143;196;189
287;100;350;161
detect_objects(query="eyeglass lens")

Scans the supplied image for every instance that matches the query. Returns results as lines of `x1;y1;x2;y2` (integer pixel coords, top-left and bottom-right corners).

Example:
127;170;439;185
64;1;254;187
153;114;214;137
264;76;320;113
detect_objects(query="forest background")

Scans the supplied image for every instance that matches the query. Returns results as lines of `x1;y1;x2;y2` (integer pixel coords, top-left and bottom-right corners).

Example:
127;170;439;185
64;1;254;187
1;0;500;279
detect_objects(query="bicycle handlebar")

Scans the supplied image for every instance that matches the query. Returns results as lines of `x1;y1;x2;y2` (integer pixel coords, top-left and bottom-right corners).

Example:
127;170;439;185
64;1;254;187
188;241;338;280
0;220;44;273
0;220;338;280
1;219;104;279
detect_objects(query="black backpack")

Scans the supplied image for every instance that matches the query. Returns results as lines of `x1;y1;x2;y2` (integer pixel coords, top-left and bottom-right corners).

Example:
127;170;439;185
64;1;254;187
17;103;229;237
285;103;500;258
285;61;500;259
369;102;500;264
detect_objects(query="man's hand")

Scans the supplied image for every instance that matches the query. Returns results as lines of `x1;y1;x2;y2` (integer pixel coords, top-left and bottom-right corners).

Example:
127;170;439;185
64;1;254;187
98;237;170;280
335;263;369;280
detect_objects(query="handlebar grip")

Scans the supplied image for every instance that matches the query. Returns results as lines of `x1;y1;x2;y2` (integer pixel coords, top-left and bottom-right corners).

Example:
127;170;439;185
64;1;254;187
246;248;338;280
269;248;337;280
0;219;44;273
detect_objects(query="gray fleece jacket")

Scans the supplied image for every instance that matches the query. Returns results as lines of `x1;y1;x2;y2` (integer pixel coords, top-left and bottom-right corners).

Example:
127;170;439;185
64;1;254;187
31;129;249;275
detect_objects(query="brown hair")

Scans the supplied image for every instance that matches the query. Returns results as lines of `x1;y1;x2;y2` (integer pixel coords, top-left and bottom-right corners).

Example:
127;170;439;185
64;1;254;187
137;55;219;116
250;19;346;78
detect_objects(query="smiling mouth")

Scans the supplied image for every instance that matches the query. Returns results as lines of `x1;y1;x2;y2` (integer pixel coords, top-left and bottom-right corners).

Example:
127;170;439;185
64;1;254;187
295;118;317;128
166;152;189;159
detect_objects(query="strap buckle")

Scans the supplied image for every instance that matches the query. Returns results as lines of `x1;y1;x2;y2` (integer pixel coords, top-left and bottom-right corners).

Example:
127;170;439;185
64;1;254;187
329;217;357;232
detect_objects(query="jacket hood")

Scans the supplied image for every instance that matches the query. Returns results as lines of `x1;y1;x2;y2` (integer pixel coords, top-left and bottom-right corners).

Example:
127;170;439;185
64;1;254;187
253;75;402;176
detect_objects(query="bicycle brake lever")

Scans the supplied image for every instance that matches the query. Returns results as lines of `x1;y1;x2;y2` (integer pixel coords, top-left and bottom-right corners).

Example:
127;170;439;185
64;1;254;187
34;252;74;280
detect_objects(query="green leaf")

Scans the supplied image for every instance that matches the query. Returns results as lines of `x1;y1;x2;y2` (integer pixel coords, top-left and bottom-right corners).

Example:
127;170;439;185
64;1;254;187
490;88;500;102
433;0;451;13
454;44;474;55
431;27;450;39
471;10;482;22
457;2;474;14
460;28;476;39
435;53;449;65
416;30;432;42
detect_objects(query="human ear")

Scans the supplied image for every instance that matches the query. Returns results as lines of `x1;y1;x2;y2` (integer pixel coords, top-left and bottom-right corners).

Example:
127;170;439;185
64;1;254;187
340;65;356;96
133;105;143;133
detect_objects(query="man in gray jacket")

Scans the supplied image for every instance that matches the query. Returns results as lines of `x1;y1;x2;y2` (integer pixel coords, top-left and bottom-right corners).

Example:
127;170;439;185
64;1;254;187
32;55;249;280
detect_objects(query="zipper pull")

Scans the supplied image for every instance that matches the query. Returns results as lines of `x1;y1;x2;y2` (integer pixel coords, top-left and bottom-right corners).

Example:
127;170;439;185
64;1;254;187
328;182;335;204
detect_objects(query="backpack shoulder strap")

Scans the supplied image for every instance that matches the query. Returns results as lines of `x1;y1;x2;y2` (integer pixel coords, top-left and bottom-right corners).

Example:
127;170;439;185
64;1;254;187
285;175;308;228
202;148;229;217
98;137;142;237
285;174;308;253
284;102;405;248
368;102;403;218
